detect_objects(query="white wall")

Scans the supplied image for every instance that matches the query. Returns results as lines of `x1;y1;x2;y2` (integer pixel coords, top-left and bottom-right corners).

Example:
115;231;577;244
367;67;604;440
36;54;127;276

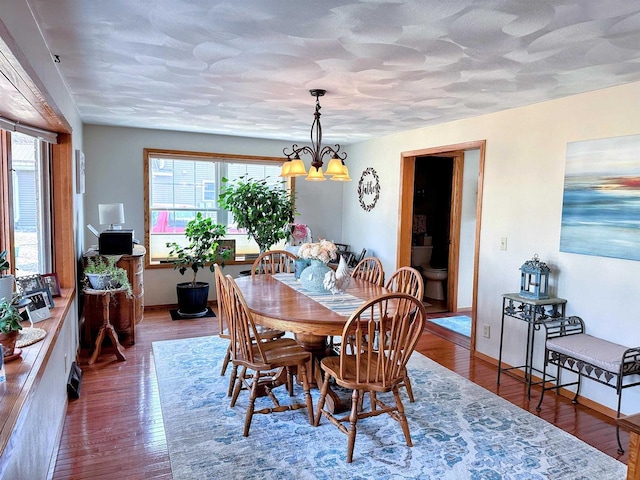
342;81;640;414
458;149;479;309
82;125;343;306
1;2;85;476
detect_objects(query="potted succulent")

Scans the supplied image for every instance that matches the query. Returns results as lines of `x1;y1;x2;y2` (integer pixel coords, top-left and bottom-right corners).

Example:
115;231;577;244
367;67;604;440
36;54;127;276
0;250;15;303
219;176;296;255
166;212;231;317
83;256;132;297
0;296;23;357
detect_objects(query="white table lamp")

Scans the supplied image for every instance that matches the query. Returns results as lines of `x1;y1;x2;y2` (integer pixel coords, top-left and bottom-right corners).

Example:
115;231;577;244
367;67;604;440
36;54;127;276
98;203;125;230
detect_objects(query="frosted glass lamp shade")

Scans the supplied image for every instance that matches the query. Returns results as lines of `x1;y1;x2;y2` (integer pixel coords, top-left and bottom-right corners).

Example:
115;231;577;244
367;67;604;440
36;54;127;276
99;203;125;229
331;165;352;182
324;157;345;176
279;161;291;177
306;166;326;181
288;159;308;177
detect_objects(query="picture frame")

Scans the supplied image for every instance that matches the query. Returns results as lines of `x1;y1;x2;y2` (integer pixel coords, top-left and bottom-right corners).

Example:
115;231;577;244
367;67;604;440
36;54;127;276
335;243;349;253
24;290;51;323
28;287;54;309
16;274;45;296
42;273;61;297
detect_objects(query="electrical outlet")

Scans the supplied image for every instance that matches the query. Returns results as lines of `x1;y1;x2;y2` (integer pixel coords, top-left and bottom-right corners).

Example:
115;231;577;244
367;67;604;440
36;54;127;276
483;324;490;338
499;237;507;251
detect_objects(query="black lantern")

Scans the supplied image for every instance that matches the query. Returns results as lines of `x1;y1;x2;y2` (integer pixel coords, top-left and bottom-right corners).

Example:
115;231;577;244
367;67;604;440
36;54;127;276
519;254;550;299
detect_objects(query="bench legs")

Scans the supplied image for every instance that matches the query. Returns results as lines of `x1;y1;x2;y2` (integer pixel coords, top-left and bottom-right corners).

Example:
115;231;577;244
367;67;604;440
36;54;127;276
536;352;625;454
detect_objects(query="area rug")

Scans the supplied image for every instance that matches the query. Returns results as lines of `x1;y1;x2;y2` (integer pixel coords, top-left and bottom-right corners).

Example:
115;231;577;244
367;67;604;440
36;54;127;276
152;336;626;480
429;315;471;337
169;307;215;320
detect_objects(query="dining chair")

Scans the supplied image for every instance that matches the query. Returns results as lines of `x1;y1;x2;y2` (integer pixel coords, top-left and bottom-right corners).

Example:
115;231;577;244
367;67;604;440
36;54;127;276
314;292;426;463
214;264;286;397
331;256;384;352
251;249;298;276
351;256;385;286
225;274;314;437
384;266;424;402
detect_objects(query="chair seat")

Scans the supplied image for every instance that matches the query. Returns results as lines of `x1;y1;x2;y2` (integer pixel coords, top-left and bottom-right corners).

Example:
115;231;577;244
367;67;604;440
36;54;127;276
235;340;309;370
220;326;285;341
320;355;403;393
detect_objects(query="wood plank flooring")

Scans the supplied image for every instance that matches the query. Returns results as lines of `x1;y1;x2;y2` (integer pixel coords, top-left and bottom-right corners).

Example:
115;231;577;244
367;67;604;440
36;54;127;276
52;307;628;479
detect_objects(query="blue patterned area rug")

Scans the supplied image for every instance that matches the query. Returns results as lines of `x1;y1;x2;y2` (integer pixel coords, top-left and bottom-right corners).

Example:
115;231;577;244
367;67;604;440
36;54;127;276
152;336;626;479
429;315;472;337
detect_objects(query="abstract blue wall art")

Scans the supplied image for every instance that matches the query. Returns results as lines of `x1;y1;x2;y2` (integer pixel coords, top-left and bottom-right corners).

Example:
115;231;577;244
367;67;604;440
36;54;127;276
560;134;640;261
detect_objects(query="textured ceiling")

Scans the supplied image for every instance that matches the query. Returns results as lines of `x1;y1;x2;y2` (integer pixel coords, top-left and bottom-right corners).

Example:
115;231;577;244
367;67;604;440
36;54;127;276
28;0;640;144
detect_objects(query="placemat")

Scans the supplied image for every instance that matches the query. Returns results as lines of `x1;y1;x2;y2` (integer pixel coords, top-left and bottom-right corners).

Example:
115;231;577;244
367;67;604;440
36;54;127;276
16;327;47;348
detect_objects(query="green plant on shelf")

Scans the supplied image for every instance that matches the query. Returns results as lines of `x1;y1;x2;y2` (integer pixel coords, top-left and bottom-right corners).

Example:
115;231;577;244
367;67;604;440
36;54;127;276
83;256;132;297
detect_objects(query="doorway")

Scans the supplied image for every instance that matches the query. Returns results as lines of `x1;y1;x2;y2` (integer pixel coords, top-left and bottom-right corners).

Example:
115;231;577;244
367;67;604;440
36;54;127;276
412;156;453;313
397;141;486;352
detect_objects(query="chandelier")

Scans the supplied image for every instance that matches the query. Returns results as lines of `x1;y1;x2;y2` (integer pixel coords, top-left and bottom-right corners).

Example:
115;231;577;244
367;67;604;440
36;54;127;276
280;89;351;182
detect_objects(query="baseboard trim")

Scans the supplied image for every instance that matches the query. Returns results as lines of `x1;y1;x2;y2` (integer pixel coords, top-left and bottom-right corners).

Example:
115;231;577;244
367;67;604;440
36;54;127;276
472;350;618;420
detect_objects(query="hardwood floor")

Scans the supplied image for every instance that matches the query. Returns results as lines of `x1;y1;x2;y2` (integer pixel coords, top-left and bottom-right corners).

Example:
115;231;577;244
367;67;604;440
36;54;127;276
52;307;628;479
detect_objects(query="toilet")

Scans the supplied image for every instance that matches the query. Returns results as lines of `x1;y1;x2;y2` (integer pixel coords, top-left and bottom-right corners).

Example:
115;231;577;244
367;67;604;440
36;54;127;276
411;242;448;301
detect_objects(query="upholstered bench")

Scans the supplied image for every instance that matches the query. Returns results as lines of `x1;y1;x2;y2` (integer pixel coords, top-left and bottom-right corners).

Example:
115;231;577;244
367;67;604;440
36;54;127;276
536;316;640;454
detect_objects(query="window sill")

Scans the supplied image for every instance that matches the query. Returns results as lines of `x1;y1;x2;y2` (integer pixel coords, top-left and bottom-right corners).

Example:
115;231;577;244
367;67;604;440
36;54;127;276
147;257;257;269
0;287;75;457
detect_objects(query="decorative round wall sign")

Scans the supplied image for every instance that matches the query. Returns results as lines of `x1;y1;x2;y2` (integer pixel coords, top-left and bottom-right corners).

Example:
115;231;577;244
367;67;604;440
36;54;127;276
358;167;380;211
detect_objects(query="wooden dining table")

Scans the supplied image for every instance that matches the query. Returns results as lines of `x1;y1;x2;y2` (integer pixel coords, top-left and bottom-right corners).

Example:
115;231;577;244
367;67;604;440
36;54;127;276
233;273;388;412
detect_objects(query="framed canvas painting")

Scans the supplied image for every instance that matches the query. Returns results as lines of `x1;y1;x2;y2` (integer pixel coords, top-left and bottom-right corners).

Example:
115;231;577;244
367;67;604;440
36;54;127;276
560;134;640;261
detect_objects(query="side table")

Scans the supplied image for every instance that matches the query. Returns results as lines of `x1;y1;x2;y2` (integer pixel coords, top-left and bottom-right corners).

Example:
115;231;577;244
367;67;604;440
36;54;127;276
84;288;127;365
497;293;566;398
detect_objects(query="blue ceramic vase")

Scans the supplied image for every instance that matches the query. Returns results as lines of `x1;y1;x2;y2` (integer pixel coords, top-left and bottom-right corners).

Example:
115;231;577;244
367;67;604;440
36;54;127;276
294;258;311;279
299;259;331;292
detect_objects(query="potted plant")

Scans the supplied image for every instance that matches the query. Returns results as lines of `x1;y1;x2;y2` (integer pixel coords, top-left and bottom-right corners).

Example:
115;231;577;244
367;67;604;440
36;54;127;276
219;176;296;255
0;296;23;357
83;256;133;297
166;212;231;317
0;250;15;303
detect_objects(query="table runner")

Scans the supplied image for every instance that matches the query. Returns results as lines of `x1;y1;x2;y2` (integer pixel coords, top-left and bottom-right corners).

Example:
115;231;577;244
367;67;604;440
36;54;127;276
272;273;365;317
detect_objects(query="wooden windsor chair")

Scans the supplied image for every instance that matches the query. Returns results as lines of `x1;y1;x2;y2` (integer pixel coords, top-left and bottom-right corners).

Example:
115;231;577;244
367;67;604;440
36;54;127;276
251;250;297;276
383;266;424;402
214;264;287;397
225;274;314;437
351;256;385;286
314;292;426;463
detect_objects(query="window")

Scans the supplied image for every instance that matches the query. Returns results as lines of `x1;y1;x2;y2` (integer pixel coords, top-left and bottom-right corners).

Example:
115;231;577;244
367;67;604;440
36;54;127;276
144;149;291;264
2;131;53;276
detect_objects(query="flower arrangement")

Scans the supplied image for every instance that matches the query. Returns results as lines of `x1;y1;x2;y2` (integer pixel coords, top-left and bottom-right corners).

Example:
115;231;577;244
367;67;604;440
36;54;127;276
298;239;338;264
289;224;312;245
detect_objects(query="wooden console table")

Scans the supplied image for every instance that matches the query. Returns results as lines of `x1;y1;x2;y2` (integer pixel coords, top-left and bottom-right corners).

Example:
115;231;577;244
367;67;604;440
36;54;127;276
83;245;145;345
619;413;640;480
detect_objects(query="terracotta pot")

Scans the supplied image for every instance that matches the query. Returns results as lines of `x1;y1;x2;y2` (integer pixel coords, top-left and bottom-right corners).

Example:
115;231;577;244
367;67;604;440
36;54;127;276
0;330;19;357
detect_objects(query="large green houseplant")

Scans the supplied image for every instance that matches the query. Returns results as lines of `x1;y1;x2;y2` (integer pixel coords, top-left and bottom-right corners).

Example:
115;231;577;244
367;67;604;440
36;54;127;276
219;176;295;254
166;212;231;317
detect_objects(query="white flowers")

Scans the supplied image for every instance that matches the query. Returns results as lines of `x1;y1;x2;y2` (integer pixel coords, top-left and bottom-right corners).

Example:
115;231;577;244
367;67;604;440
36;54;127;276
298;239;338;264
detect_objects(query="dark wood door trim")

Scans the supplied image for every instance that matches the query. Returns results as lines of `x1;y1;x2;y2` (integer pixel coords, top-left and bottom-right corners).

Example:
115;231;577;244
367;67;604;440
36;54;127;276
397;140;486;353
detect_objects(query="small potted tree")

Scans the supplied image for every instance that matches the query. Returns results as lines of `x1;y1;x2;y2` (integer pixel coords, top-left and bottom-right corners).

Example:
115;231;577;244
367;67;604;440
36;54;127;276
0;296;23;357
219;176;296;256
0;251;15;303
166;213;231;317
